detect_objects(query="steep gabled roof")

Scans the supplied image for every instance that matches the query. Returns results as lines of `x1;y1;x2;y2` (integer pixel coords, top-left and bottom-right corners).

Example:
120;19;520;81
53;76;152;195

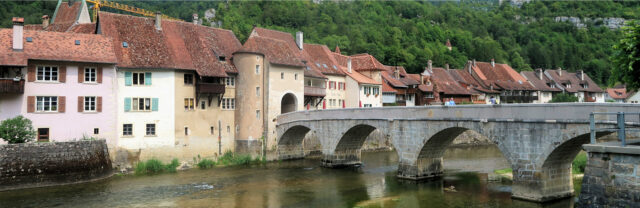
303;43;345;76
382;80;396;93
606;88;628;99
98;12;241;77
521;70;562;92
0;28;116;66
381;71;407;88
466;61;536;91
545;69;603;93
238;36;305;68
429;67;471;95
350;53;386;71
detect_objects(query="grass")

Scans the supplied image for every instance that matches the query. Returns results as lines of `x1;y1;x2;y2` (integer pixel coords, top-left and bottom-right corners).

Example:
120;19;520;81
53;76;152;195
197;151;266;169
494;168;512;175
135;158;179;175
197;159;216;169
572;151;587;174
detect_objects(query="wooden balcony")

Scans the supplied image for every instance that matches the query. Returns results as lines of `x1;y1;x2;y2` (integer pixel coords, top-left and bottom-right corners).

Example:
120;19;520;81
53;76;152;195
0;79;24;94
197;83;225;94
304;86;326;97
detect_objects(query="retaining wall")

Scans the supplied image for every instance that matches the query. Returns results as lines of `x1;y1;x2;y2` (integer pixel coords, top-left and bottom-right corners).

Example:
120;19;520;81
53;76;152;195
0;139;112;191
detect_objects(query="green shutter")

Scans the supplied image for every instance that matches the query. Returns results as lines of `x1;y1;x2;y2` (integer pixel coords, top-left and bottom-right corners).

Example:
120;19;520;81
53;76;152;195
124;97;131;112
125;72;132;86
152;98;159;111
145;72;152;85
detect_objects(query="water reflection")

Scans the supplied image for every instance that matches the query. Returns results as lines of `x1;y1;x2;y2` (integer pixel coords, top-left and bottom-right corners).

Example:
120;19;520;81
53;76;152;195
0;145;578;208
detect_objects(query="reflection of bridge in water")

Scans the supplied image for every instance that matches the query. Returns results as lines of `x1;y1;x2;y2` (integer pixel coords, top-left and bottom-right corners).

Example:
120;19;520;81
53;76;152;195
275;103;640;202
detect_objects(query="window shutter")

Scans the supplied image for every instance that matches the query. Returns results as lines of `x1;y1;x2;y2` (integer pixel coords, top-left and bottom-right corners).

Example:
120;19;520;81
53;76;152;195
145;72;152;85
27;96;35;112
78;96;84;112
125;72;132;86
97;96;102;112
152;98;159;111
58;96;66;113
97;66;103;83
78;66;84;83
27;65;36;82
124;97;131;112
59;66;66;83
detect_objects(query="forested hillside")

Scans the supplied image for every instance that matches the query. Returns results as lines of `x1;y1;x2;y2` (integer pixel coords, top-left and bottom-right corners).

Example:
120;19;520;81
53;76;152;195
2;1;638;86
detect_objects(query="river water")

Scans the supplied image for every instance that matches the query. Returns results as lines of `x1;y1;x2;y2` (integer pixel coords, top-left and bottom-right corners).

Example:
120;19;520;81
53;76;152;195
0;146;579;208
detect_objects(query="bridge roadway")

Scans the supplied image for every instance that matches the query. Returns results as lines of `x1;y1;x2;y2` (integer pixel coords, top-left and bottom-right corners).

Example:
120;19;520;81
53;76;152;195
275;103;640;202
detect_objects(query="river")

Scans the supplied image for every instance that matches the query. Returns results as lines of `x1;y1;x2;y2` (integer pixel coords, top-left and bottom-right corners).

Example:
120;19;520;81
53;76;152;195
0;145;579;208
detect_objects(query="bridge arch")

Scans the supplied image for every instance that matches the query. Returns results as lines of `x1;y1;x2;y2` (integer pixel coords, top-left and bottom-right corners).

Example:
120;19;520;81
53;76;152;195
323;122;390;167
277;124;313;160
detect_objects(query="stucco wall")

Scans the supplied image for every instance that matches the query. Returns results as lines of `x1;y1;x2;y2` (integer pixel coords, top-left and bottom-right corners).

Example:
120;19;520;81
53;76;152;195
20;62;117;147
0;140;112;191
116;69;175;152
325;75;346;109
266;64;304;150
345;76;360;108
359;84;382;107
233;53;264;142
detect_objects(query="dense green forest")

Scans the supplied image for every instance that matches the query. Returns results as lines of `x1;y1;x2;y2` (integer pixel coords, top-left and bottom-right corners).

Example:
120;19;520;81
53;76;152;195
1;1;638;86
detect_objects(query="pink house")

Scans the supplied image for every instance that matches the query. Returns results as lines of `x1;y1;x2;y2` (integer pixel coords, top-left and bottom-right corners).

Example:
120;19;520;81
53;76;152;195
0;17;118;146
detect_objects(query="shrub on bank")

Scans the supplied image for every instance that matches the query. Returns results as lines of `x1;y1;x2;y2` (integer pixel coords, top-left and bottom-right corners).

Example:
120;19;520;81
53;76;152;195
197;159;216;169
135;158;179;175
0;116;36;144
217;151;265;166
572;151;587;174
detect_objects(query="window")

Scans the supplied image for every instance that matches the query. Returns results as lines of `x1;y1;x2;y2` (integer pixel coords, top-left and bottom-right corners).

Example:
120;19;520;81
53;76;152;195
581;83;588;89
256;87;260;97
84;67;96;83
364;104;372;108
256;56;260;61
225;77;235;87
184;127;189;136
373;87;380;95
201;101;206;109
36;66;58;82
37;128;49;142
184;98;195;110
425;92;434;98
184;74;194;85
564;83;571;89
281;72;284;79
218;56;226;61
295;73;298;80
256;110;260;119
132;72;145;85
123;124;132;136
94;128;99;135
363;86;371;95
227;125;230;133
146;124;156;136
132;98;152;111
210;126;214;135
84;96;96;112
36;96;58;112
255;65;260;74
222;98;235;110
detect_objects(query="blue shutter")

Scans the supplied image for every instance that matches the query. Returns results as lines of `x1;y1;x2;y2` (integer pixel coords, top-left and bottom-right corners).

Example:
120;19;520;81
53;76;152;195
145;72;152;85
125;72;132;86
124;97;131;112
152;98;159;111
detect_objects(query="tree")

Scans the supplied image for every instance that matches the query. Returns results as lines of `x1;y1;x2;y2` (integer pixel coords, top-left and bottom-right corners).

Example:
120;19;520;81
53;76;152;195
549;93;579;103
610;20;640;91
0;116;36;144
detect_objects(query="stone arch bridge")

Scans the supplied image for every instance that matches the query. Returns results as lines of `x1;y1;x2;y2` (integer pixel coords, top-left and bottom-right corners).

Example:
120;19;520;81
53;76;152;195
275;103;640;202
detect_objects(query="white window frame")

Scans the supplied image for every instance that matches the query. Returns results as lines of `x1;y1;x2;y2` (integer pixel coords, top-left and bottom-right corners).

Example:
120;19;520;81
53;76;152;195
84;67;96;83
146;123;156;136
222;98;235;110
184;98;195;111
84;96;96;112
36;66;59;82
132;72;145;85
132;97;152;112
36;96;58;112
225;77;235;87
255;65;260;74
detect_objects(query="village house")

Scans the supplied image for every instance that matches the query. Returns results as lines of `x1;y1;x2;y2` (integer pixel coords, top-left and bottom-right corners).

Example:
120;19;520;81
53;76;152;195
464;59;538;103
380;65;421;106
520;69;562;103
605;84;629;103
422;61;473;104
0;17;118;146
332;52;383;108
545;68;604;102
447;65;500;104
303;44;347;110
626;91;640;103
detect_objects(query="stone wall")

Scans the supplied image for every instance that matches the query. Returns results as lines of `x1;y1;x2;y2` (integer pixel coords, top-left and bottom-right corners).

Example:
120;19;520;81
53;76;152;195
578;143;640;207
0;140;112;191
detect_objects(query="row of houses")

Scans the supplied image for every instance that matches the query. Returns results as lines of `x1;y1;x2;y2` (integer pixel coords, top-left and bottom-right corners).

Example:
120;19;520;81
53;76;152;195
0;1;609;166
604;84;640;103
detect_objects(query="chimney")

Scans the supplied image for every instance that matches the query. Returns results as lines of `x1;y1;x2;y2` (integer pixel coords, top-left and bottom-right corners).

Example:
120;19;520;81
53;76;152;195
467;60;472;74
42;15;50;28
491;59;495;67
420;74;424;84
155;12;162;30
558;67;562;76
394;67;400;79
347;58;352;73
472;59;476;67
12;17;24;51
445;63;449;70
295;31;303;50
192;13;199;25
579;70;584;81
536;68;543;80
428;60;433;72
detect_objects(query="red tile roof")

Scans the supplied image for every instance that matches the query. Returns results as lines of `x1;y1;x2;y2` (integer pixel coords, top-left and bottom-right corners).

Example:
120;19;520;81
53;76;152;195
466;61;536;91
303;43;345;76
382;80;396;93
520;70;562;92
237;36;305;67
350;54;386;71
53;1;82;25
98;12;240;77
430;67;471;95
381;71;407;88
606;88;628;99
0;28;117;66
545;69;603;93
68;23;96;34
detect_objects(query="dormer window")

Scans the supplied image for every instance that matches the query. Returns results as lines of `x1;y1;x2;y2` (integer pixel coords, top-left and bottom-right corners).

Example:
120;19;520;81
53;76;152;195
581;83;588;89
218;56;226;62
75;40;80;45
564;83;571;88
26;37;33;42
122;42;129;48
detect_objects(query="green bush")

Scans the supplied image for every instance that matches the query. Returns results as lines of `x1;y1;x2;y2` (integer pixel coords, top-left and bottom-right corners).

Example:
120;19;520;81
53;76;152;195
550;93;579;103
197;159;216;169
0;116;36;144
217;150;263;166
572;151;587;174
135;158;180;175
